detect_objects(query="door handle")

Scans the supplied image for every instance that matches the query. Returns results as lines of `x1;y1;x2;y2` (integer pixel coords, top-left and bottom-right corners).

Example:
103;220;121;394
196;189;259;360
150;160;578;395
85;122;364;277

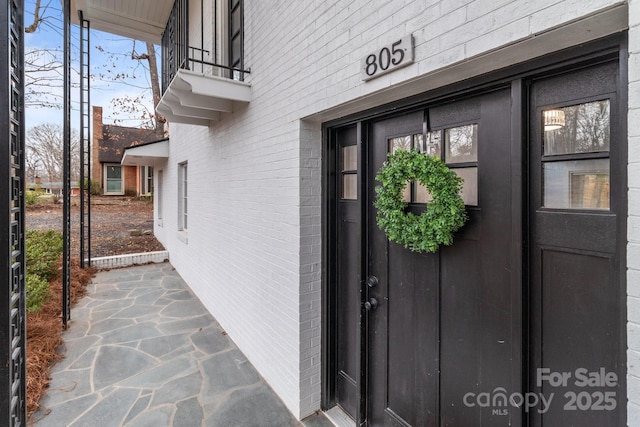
367;276;379;288
363;297;378;311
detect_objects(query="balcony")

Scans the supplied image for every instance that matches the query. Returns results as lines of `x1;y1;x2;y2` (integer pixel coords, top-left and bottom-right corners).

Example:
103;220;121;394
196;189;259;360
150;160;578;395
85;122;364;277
158;0;251;126
71;0;251;126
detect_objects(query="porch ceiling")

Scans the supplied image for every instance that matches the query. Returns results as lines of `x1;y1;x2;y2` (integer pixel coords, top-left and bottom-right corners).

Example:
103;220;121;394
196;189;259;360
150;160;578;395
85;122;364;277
70;0;174;43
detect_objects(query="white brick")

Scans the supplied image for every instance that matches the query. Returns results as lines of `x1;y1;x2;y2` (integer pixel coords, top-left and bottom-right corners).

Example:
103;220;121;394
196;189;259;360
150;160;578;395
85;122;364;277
630;322;640;353
629;349;640;378
630;374;640;410
631;109;640;139
630;297;640;324
629;401;640;426
631;136;640;164
631;244;640;270
631;0;640;29
631;190;640;214
630;270;640;298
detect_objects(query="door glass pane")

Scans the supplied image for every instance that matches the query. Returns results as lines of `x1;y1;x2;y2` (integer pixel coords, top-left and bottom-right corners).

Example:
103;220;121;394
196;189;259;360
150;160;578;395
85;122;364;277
389;135;412;153
341;145;358;200
452;167;478;206
342;174;357;200
425;130;442;158
543;100;610;155
445;124;477;164
342;145;357;171
147;167;153;194
232;7;241;32
414;181;432;204
388;134;426;203
232;37;241;64
543;158;610;209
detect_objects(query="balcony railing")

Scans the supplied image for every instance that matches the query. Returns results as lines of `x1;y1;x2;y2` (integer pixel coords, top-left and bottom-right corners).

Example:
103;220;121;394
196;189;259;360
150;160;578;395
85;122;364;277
161;0;250;93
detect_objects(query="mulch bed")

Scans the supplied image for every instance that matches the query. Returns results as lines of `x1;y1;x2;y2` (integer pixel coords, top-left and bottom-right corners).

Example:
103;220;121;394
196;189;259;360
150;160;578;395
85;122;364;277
26;258;96;420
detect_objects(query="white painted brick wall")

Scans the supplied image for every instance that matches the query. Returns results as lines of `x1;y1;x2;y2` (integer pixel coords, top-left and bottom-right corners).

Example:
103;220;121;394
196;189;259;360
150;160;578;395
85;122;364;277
630;0;640;425
156;0;633;420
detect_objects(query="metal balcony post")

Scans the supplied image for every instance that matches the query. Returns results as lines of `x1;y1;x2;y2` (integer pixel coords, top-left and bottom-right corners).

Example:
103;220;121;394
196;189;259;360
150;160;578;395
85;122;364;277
1;0;27;424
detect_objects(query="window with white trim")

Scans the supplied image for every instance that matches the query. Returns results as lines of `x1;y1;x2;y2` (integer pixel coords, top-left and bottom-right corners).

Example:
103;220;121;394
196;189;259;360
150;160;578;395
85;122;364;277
157;170;163;223
104;164;124;195
178;162;188;231
140;166;153;196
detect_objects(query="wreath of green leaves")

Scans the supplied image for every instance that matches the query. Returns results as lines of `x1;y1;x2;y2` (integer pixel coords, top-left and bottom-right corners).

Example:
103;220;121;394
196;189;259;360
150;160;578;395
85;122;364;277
374;148;468;253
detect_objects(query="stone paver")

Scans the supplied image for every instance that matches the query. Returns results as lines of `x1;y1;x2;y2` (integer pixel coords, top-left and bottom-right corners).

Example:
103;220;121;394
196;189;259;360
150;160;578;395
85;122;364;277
32;262;324;427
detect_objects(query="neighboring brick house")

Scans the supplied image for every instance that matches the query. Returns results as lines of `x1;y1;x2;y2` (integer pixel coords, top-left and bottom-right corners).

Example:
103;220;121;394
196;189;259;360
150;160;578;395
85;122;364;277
92;106;159;196
74;1;638;426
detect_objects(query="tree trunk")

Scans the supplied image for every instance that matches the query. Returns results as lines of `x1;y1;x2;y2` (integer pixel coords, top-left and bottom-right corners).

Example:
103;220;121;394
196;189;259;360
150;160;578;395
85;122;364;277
146;42;165;138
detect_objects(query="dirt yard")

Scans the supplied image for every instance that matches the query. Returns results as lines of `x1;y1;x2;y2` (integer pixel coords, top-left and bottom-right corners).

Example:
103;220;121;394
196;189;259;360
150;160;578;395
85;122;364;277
26;196;165;257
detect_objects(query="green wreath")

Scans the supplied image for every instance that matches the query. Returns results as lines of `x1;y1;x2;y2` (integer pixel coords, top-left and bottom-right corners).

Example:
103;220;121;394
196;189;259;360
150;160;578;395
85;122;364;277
374;148;467;253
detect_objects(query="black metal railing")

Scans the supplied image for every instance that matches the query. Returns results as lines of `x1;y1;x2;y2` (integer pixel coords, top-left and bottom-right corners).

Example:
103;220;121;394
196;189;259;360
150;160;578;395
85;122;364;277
161;0;249;93
79;12;91;268
1;0;27;424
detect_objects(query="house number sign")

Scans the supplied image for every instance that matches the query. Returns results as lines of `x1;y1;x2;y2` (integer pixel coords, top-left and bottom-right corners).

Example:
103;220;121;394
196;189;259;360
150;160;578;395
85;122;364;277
361;35;414;81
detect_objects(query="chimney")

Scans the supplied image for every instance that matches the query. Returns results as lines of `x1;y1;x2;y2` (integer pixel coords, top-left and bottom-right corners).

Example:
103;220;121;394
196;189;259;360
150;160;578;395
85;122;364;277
92;106;103;182
35;176;42;185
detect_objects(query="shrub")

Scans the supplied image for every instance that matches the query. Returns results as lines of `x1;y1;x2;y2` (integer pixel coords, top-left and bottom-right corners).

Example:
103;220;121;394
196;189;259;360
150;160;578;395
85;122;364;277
26;230;63;281
26;273;50;313
25;190;38;205
80;178;102;196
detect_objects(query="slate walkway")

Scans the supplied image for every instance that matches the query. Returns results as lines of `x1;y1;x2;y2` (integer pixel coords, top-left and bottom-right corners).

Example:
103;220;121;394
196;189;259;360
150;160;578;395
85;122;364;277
32;262;331;427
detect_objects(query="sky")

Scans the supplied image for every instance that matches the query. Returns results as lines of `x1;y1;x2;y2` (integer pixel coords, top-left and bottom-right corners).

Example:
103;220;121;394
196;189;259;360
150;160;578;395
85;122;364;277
24;0;159;132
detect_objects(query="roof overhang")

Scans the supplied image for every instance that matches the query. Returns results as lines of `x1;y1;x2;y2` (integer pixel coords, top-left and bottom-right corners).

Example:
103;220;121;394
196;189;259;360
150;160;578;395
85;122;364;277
121;139;169;167
156;69;252;126
70;0;174;43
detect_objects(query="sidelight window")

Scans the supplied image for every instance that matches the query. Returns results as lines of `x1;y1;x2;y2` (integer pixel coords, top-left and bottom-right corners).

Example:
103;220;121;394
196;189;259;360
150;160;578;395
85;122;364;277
341;145;358;200
541;100;610;210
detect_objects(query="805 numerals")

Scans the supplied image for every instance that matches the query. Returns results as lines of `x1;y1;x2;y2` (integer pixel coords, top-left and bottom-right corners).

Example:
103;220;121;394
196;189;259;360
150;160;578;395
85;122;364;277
361;35;414;81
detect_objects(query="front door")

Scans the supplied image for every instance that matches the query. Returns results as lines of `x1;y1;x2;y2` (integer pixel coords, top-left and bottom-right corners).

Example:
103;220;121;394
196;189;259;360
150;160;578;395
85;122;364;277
331;88;521;426
367;89;518;426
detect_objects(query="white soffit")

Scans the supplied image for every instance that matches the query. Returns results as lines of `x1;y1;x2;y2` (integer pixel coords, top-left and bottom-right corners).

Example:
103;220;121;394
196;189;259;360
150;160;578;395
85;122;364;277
70;0;173;43
121;139;169;166
157;69;252;126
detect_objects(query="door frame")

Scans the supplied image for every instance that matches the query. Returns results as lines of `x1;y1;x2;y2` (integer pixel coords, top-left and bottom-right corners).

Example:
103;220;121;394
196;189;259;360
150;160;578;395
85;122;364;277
321;34;627;426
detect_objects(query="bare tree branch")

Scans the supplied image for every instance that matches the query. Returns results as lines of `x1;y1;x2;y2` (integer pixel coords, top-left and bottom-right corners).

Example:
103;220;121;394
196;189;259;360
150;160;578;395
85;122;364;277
24;0;42;33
